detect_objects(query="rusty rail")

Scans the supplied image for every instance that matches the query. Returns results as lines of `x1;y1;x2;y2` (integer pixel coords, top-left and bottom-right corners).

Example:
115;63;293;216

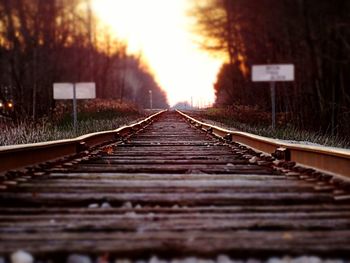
0;110;166;173
177;110;350;180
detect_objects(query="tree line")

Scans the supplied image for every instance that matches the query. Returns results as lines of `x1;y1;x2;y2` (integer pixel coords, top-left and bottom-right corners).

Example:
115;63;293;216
0;0;168;120
192;0;350;136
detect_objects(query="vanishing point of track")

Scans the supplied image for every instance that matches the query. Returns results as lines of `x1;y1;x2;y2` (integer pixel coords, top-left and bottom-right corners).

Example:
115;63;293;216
0;111;350;261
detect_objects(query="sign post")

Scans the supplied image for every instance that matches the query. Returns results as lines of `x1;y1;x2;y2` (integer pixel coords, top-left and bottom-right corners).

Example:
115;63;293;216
72;83;77;133
53;82;96;134
149;90;153;109
252;64;294;129
270;82;276;129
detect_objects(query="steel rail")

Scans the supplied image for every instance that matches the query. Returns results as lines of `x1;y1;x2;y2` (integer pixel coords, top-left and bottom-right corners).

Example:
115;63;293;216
0;110;167;173
177;110;350;180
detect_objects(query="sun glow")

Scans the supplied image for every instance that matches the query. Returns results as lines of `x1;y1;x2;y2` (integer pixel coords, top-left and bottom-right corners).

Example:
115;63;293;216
92;0;223;106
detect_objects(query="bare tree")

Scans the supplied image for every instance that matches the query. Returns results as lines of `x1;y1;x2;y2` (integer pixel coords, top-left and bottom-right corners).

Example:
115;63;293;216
191;0;350;135
0;0;168;120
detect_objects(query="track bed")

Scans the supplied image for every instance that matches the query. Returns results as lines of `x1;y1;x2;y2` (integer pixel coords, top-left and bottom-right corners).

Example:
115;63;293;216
0;112;349;261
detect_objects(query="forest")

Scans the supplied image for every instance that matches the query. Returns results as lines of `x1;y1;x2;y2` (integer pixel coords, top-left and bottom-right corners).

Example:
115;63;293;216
0;0;168;121
192;0;350;137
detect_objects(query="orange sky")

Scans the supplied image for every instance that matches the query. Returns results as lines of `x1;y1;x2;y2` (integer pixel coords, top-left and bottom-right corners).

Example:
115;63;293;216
92;0;223;106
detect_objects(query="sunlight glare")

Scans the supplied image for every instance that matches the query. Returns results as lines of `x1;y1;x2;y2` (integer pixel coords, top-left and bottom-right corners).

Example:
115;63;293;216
92;0;222;106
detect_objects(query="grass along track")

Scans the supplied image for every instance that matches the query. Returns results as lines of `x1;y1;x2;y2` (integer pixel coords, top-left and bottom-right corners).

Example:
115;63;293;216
189;108;350;149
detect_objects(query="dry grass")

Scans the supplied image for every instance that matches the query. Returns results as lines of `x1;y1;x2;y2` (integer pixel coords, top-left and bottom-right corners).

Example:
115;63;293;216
190;107;350;149
0;100;144;146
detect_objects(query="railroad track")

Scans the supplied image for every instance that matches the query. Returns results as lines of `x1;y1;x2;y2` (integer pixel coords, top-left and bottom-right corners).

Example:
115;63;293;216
0;111;350;262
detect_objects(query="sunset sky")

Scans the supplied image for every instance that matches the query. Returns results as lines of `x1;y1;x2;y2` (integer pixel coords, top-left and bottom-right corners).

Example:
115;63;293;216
92;0;223;106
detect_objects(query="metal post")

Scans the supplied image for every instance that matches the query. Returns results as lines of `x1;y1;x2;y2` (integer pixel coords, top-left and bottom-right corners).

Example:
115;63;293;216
149;90;153;109
73;83;78;134
270;82;276;129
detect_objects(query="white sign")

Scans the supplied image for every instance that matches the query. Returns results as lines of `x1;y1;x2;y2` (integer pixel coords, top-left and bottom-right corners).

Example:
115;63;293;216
53;82;96;100
53;83;73;99
75;83;96;99
252;64;294;82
